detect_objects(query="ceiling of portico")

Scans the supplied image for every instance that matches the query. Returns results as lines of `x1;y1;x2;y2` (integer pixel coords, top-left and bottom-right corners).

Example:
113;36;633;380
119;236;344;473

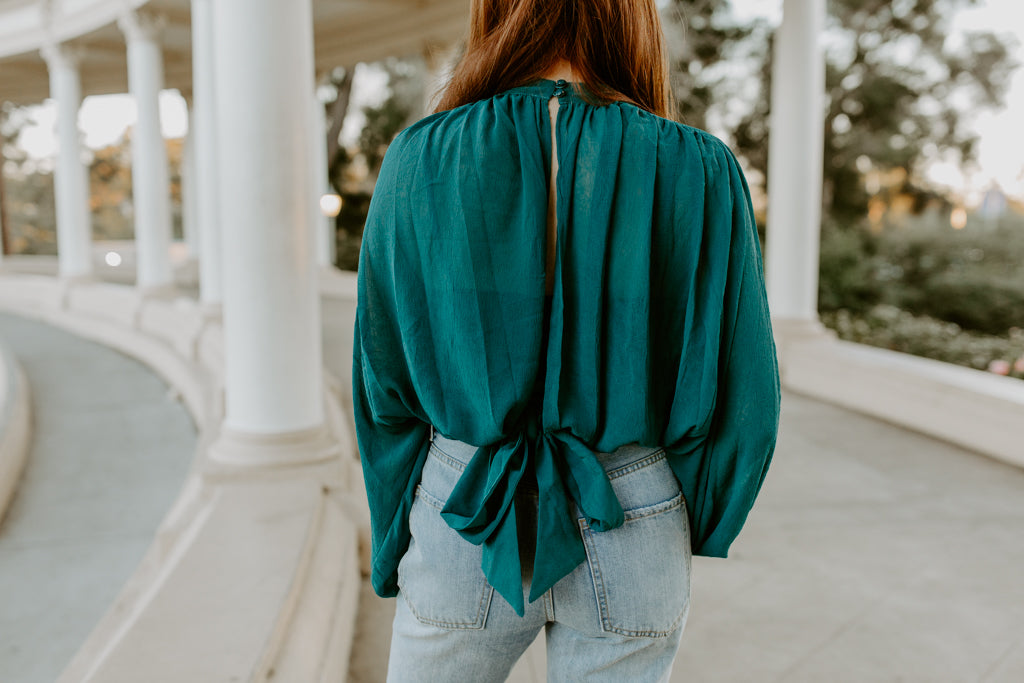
0;0;468;105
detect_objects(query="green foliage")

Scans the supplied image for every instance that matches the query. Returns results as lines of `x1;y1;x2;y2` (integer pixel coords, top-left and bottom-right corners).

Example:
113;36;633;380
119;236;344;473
2;104;184;255
819;212;1024;344
662;0;759;129
334;191;372;271
355;58;423;182
359;103;414;179
822;305;1024;379
331;58;423;270
817;218;883;314
873;217;1024;334
731;0;1017;218
2;102;57;255
4;171;57;255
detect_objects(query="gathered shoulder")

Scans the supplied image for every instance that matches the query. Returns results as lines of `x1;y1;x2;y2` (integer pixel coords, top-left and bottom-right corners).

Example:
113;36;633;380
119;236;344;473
379;94;744;194
657;115;741;172
386;99;489;151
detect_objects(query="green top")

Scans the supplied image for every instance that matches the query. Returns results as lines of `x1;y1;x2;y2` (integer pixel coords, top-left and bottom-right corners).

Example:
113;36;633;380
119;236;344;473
352;79;780;616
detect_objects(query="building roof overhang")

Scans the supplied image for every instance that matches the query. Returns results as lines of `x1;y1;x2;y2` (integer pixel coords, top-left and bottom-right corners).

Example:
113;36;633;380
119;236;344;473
0;0;468;105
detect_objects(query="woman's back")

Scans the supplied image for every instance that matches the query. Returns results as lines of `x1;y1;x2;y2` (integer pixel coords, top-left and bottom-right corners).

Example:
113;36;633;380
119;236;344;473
353;77;780;615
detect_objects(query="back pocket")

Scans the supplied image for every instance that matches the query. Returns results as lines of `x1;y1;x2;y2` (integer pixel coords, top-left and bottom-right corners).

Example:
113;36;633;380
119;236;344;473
397;483;494;630
580;478;691;637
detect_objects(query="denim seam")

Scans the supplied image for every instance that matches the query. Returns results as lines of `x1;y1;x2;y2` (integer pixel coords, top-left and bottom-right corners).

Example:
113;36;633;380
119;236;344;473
579;506;690;638
399;490;495;630
544;589;555;622
427;443;467;472
399;583;495;630
622;492;685;522
414;484;445;511
579;518;611;634
605;449;667;480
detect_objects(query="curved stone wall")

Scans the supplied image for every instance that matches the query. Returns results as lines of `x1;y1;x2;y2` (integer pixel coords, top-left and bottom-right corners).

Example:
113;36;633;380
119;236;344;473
0;335;32;528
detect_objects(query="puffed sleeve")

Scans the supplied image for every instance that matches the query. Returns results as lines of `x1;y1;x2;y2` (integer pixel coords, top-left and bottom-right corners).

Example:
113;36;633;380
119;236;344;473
351;130;432;597
666;136;781;558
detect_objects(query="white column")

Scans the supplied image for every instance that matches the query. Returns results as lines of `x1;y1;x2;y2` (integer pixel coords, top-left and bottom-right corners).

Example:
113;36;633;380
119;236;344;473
765;0;826;323
209;0;333;465
311;88;334;267
118;11;174;293
190;0;223;308
180;105;200;260
40;43;93;281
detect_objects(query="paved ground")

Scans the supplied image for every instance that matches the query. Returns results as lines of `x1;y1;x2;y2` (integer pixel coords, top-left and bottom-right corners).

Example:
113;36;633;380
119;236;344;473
666;391;1024;682
322;288;1024;682
2;267;1023;682
0;312;197;683
339;390;1024;682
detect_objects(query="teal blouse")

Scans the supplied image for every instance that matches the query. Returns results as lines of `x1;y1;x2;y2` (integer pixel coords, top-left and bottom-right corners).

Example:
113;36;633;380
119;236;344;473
352;79;780;617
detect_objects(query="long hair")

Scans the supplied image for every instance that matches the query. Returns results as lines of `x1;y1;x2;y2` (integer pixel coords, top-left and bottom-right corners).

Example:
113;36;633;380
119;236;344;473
434;0;676;119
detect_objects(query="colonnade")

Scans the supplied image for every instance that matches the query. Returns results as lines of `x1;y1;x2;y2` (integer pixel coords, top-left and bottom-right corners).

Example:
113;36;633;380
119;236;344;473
33;0;827;463
39;0;338;465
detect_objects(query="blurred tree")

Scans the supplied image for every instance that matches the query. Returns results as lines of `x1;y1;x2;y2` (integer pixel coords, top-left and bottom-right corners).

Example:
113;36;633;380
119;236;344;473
357;57;423;183
733;0;1017;220
0;102;30;253
323;66;355;194
662;0;760;130
0;105;184;254
3;168;57;256
325;57;424;269
1;102;57;255
88;136;134;241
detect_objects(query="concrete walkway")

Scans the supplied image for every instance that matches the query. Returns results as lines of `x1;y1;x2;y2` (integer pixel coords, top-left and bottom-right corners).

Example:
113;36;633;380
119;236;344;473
341;390;1024;682
2;260;1023;682
0;312;197;683
669;391;1024;682
320;289;1024;682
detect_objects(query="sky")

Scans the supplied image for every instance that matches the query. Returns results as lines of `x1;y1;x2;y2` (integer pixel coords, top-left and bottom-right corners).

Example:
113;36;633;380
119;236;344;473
11;0;1024;205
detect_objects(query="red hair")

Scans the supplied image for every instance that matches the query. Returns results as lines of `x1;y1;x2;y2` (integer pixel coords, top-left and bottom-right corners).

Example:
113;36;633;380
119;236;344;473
434;0;675;119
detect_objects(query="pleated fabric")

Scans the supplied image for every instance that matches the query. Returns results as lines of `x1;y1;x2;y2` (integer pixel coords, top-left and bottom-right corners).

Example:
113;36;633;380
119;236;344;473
352;79;780;616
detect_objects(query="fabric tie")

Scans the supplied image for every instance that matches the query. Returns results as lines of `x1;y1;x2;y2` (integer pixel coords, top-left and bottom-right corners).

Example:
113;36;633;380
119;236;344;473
440;428;624;616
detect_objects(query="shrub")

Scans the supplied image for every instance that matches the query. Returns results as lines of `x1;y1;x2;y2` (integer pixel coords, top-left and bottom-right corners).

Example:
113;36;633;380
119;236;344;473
917;273;1024;335
817;219;883;315
818;213;1024;336
821;305;1024;379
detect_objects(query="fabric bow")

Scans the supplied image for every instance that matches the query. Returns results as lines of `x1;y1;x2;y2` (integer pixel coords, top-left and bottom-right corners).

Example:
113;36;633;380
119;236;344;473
440;428;624;616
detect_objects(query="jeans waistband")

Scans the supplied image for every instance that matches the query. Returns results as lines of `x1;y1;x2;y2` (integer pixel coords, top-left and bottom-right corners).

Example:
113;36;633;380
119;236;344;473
428;425;664;473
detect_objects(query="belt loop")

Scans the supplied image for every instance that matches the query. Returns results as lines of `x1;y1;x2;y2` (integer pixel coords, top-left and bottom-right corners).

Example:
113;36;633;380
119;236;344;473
429;424;435;442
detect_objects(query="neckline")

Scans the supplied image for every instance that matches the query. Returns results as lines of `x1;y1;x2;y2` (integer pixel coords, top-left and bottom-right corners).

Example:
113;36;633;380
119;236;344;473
503;78;592;101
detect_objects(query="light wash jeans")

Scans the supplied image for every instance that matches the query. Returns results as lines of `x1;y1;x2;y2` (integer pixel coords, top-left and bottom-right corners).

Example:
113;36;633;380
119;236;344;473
387;430;692;682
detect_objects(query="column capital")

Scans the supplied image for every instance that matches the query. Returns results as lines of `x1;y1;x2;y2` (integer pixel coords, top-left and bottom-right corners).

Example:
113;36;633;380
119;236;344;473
117;10;166;44
39;42;87;70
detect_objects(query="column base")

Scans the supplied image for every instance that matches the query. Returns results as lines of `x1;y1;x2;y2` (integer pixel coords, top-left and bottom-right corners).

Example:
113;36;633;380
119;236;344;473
186;301;223;363
197;300;223;321
771;316;837;374
137;282;180;301
56;273;100;309
206;421;340;470
771;316;834;341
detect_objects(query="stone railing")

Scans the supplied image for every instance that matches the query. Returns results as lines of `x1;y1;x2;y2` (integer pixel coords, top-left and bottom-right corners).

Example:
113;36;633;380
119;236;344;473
775;323;1024;470
0;335;32;527
0;272;364;683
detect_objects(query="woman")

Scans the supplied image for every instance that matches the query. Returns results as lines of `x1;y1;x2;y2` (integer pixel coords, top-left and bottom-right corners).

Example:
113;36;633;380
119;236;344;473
352;0;781;680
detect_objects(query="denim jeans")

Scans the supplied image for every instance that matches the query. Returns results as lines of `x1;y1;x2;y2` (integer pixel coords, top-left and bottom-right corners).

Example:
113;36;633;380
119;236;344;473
387;429;692;682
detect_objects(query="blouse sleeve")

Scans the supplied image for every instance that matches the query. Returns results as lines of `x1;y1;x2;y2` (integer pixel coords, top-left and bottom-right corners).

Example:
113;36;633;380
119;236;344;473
667;136;782;558
351;131;432;597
